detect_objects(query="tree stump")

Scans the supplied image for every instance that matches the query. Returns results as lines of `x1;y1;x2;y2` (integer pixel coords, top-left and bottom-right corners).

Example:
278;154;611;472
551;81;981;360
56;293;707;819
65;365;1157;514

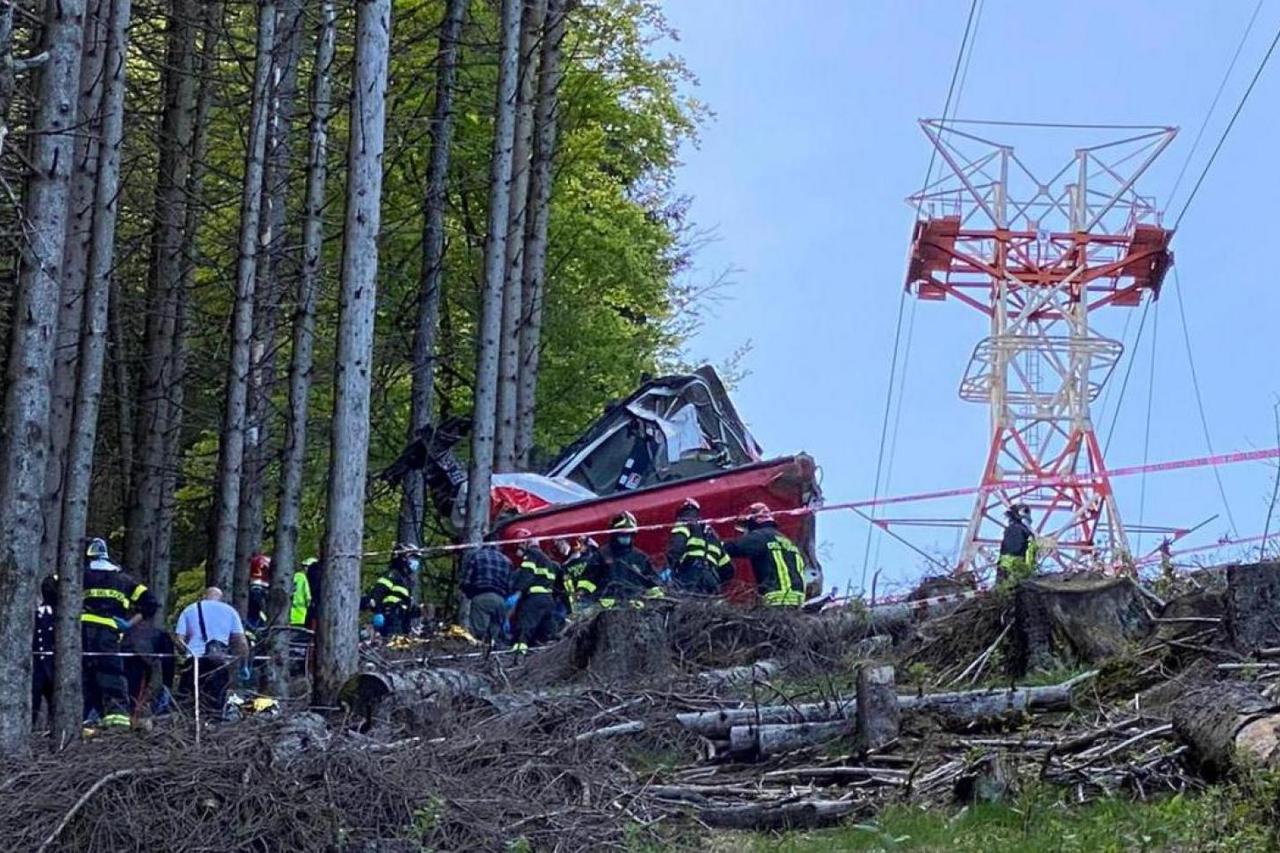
1171;679;1280;777
1011;573;1153;675
1225;562;1280;651
569;605;671;683
338;667;492;731
855;665;898;751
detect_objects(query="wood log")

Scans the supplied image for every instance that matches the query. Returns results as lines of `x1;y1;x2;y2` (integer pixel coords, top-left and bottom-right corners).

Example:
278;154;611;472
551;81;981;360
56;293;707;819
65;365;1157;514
856;665;898;750
573;720;645;742
339;667;492;730
695;799;858;830
697;660;779;689
724;678;1088;757
1171;679;1280;777
689;677;1089;743
270;712;331;764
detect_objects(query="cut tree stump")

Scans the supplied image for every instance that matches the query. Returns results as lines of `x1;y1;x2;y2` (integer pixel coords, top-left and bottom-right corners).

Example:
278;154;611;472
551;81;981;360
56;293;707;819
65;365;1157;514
1012;573;1153;675
1172;679;1280;777
856;665;898;750
1225;562;1280;652
568;606;671;682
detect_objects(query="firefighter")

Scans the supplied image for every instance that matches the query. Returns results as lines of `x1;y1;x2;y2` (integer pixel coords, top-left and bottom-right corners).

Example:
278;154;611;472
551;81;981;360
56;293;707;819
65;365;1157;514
998;504;1037;583
362;555;415;637
583;512;663;608
723;503;806;607
561;537;600;606
508;529;565;653
81;538;158;727
666;498;731;596
247;553;272;630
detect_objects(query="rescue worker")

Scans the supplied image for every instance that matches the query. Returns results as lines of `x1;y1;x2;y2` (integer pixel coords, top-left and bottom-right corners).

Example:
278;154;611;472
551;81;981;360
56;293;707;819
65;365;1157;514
508;529;565;652
81;538;158;726
32;574;56;727
998;504;1037;583
246;553;272;630
292;559;315;629
561;537;599;606
582;512;663;608
723;503;806;607
460;540;514;645
362;555;415;637
666;498;731;595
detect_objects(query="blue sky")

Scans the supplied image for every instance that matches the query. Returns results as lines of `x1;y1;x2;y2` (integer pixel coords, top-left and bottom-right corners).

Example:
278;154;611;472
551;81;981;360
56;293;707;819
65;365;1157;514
659;0;1280;593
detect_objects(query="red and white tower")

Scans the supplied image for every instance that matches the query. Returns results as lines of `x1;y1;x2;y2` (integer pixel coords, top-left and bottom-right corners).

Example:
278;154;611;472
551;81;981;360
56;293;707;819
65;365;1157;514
905;120;1177;573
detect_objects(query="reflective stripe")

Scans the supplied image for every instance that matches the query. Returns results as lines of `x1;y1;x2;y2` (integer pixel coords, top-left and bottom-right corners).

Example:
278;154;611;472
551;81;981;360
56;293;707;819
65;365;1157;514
576;579;598;594
101;713;131;728
528;586;552;595
85;588;130;607
81;613;121;629
130;583;148;603
763;590;804;607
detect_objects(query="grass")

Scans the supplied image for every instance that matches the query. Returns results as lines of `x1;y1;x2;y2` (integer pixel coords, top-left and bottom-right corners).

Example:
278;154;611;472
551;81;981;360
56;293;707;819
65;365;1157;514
731;783;1280;853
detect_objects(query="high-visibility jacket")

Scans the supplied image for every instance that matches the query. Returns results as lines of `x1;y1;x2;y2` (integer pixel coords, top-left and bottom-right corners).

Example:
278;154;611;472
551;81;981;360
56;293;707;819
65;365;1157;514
82;564;157;630
366;569;412;614
514;547;564;598
290;571;312;626
724;523;806;607
583;542;661;602
564;548;597;598
667;521;731;594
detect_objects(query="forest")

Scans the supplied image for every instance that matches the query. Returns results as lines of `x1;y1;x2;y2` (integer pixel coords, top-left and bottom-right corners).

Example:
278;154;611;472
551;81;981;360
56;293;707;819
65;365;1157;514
0;0;704;752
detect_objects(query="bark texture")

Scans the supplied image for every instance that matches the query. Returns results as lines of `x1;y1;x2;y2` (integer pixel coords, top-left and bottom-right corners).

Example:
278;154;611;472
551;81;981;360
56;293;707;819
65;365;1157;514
315;0;391;703
462;0;522;543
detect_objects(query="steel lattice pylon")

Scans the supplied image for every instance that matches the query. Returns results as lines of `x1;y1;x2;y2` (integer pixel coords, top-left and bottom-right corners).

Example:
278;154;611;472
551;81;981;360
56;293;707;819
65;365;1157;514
904;120;1177;573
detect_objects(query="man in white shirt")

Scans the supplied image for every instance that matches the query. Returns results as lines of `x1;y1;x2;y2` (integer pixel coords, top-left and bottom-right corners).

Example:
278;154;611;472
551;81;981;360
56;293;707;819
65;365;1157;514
175;587;249;710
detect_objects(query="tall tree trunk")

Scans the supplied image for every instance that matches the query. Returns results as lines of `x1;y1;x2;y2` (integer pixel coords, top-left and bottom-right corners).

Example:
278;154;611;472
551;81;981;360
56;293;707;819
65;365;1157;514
107;272;133;503
127;0;198;586
235;0;305;614
314;0;390;704
0;0;86;756
0;2;14;155
462;0;521;544
514;0;566;468
271;0;335;697
397;0;469;548
42;0;107;574
151;1;220;622
494;0;546;473
53;0;131;745
209;0;277;593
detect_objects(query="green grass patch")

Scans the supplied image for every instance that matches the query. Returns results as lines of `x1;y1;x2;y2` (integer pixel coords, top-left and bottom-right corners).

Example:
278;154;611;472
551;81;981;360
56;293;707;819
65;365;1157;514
737;784;1279;852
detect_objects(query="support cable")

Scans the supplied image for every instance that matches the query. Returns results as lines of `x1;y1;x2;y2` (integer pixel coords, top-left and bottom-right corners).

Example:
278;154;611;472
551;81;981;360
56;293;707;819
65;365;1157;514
1167;0;1265;208
1103;298;1152;456
1136;300;1160;554
1172;267;1238;535
1172;20;1280;230
860;0;980;591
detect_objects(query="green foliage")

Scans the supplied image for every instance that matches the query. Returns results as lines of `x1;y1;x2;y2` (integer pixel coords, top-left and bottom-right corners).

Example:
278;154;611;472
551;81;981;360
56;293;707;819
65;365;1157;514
96;0;706;601
742;782;1280;852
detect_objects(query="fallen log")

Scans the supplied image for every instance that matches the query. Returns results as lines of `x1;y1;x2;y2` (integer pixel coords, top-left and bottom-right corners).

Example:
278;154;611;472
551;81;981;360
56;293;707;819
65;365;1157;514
1171;679;1280;777
697;660;779;689
689;676;1092;743
339;667;492;730
573;720;646;742
695;799;858;830
726;677;1092;757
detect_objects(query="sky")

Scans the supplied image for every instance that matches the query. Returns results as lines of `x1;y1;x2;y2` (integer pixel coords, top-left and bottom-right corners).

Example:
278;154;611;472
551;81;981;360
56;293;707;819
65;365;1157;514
658;0;1280;594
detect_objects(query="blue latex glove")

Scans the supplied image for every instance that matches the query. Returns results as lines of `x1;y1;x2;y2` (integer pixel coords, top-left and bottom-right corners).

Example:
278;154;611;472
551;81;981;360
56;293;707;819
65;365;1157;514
238;661;252;683
114;617;132;632
658;568;672;585
371;613;386;629
505;593;521;611
407;557;422;574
